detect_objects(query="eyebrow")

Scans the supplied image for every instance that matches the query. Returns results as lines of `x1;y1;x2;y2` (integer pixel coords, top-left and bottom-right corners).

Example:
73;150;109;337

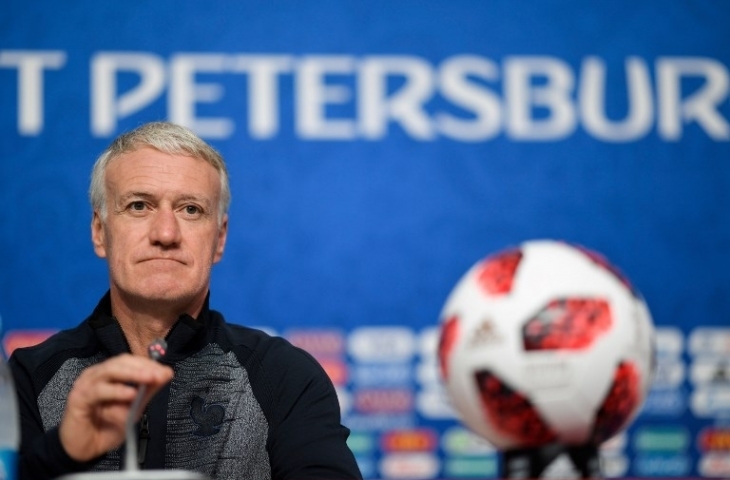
118;192;212;207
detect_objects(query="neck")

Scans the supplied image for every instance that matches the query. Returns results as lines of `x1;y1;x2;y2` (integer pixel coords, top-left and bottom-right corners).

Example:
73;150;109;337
109;289;206;356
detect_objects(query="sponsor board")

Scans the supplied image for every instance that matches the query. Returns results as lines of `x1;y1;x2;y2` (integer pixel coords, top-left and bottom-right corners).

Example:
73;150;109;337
343;413;415;432
651;357;685;389
2;329;57;357
699;452;730;478
654;327;685;358
381;429;438;452
348;327;415;363
354;457;375;479
350;364;412;387
353;389;414;414
419;327;439;360
633;453;691;477
416;388;457;419
441;426;497;456
691;386;730;417
317;358;347;386
285;329;345;357
346;432;376;455
335;387;351;415
698;427;730;452
416;360;441;388
641;388;687;417
691;357;730;386
633;426;690;452
689;328;730;357
444;457;499;478
379;453;440;479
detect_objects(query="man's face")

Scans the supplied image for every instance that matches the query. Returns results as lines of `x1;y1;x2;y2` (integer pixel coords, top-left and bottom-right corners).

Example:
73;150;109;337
91;147;228;313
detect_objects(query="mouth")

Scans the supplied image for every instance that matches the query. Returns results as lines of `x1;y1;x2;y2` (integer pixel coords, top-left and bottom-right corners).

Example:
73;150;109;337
140;257;187;265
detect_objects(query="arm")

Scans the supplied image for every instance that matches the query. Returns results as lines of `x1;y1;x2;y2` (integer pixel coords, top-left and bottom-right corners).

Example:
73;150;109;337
10;354;93;480
10;353;173;480
261;342;362;480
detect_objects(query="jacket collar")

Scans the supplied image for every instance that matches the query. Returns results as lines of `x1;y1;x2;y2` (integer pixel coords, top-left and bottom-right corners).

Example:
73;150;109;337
89;291;209;362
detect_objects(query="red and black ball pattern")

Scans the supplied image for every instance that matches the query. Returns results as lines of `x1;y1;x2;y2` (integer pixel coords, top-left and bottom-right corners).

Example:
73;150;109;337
522;298;612;351
474;370;558;447
438;315;460;381
590;361;641;444
476;249;523;296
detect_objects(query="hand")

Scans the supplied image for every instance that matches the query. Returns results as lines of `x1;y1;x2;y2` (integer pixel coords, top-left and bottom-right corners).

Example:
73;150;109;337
58;354;174;462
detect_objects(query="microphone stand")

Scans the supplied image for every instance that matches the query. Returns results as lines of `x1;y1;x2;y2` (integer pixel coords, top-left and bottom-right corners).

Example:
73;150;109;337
123;384;147;472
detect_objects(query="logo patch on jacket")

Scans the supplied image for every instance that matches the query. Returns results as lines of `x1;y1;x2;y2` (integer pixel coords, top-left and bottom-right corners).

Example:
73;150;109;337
190;395;225;436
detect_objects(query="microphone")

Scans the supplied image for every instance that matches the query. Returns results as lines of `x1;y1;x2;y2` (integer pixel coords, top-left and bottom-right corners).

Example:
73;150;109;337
56;339;210;480
123;339;167;472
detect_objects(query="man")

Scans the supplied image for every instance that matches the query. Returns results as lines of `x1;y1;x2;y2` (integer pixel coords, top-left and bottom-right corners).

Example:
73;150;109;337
9;122;362;480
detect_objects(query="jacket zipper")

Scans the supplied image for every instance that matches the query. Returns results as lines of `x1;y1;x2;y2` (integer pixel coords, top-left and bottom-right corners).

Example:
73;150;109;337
138;413;150;467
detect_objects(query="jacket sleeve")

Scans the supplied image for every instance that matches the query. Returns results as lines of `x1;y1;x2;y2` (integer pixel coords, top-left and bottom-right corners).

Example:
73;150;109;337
9;351;98;480
252;339;362;480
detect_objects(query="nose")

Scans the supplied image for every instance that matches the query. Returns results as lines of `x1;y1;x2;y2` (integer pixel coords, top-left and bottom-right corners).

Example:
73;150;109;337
149;207;182;247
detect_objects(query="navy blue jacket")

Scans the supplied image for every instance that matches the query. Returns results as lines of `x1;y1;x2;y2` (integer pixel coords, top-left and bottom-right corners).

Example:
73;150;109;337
9;292;361;480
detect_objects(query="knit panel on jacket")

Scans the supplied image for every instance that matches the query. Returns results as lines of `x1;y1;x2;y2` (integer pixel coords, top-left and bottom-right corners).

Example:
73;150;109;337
166;343;270;480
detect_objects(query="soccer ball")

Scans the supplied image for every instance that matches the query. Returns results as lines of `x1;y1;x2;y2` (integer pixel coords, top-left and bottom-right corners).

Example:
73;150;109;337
437;240;655;451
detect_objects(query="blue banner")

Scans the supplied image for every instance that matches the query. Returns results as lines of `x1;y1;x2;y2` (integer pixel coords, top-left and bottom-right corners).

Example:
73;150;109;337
2;1;730;478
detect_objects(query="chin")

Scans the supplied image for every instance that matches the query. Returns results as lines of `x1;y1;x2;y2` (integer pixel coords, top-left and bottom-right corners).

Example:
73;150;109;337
128;282;202;308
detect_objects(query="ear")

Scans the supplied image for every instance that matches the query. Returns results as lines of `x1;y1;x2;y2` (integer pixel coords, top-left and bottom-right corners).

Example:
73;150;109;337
91;211;108;258
213;214;228;263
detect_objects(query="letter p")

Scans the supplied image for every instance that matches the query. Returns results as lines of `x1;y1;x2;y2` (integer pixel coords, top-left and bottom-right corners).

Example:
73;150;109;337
91;52;166;137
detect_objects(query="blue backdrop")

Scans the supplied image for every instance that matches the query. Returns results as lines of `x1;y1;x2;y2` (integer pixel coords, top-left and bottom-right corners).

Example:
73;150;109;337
2;1;730;478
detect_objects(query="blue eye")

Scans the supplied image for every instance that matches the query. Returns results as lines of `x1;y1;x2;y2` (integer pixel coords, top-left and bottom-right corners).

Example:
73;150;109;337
185;205;200;215
130;201;146;211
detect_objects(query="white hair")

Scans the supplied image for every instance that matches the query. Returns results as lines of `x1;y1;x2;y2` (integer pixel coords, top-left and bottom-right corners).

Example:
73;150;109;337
89;122;230;224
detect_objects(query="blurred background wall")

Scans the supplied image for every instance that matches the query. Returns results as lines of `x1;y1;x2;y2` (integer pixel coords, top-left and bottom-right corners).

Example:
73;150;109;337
1;1;729;478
